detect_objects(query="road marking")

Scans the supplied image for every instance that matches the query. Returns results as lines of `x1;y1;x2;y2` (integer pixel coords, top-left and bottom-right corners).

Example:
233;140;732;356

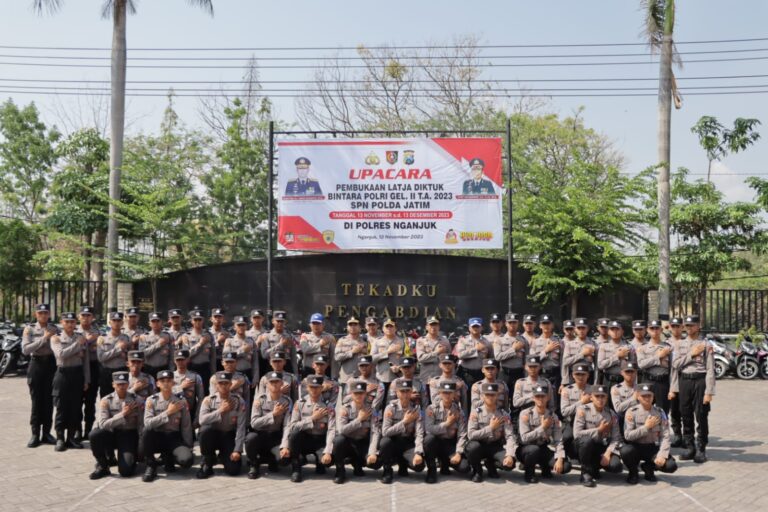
390;481;397;512
66;477;114;511
677;489;715;512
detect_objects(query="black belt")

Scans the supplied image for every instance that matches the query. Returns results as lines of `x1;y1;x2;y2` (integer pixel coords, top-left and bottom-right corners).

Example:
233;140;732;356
31;354;55;361
57;366;84;373
604;373;623;383
645;373;670;382
681;372;705;380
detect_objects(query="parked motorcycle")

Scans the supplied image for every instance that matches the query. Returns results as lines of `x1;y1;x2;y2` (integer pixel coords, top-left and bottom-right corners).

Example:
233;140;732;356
734;336;761;380
0;324;28;378
758;336;768;380
706;334;737;380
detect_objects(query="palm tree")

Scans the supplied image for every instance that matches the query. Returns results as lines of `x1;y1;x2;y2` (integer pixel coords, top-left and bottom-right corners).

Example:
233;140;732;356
641;0;682;320
34;0;214;309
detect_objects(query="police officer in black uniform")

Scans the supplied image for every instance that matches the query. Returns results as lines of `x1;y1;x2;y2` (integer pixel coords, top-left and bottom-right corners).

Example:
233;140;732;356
21;303;58;447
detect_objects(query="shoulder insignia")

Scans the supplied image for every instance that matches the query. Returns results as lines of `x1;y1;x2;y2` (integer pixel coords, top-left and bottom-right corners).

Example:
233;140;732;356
626;412;634;423
100;398;109;408
577;408;586;417
427;408;434;417
385;408;394;418
521;413;529;423
469;412;478;421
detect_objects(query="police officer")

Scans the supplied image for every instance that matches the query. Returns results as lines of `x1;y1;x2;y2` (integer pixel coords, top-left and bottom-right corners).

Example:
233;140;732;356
562;319;577;343
97;312;131;399
332;380;382;484
209;307;230;372
300;354;339;407
172;349;205;424
470;358;510;410
667;316;685;447
334;316;369;384
562;318;598;385
247;309;268;378
387;356;428;408
196;371;248;478
630;320;647;353
427;354;468;410
178;309;215;395
122;306;145;347
461;157;494;195
486;313;505;346
424;381;469;483
216;351;252;412
466;382;517;482
380;380;426;483
258;351;298;401
142;369;193;482
246;371;292;479
343;355;385;411
494;312;529;397
258;310;297;377
521;314;538;345
127;351;155;404
415;316;452;388
223;315;258;400
512;356;553;418
518;383;571;483
620;383;678;484
287;375;336;482
560;360;592;459
363;316;382;344
76;305;100;442
595;318;611;344
21;303;58;447
457;317;494;388
88;371;142;479
637;319;673;416
165;308;185;342
670;315;715;463
285;156;323;196
573;384;623;487
51;312;90;451
137;312;173;378
299;313;336;378
611;360;639;429
371;318;405;399
530;314;562;412
597;320;633;392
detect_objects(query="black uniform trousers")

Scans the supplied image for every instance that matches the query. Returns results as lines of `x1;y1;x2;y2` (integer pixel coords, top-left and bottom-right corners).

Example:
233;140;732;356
289;431;328;468
142;430;193;468
645;373;671;414
81;360;99;431
561;420;576;459
678;373;710;446
620;443;677;474
332;435;378;470
26;355;56;431
89;428;139;476
519;443;572;477
574;437;623;477
379;435;425;471
189;362;212;396
423;434;470;472
541;366;562;417
465;439;512;470
459;367;484;390
501;367;525;400
198;426;241;475
98;365;127;401
245;430;285;466
52;366;84;435
602;372;623;409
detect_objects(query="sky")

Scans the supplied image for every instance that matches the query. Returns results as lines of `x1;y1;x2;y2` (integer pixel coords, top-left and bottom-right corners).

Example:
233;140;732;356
1;0;768;203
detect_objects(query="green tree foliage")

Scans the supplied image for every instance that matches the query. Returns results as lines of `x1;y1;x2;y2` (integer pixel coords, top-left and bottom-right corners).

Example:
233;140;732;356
0;219;40;292
691;115;761;181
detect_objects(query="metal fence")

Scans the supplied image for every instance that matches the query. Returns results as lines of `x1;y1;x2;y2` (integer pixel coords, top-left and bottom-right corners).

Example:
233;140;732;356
0;280;106;323
671;288;768;333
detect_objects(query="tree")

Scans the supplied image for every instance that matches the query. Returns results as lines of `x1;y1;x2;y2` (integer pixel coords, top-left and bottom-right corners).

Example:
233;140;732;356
34;0;215;309
691;116;761;181
0;100;60;223
0;220;41;294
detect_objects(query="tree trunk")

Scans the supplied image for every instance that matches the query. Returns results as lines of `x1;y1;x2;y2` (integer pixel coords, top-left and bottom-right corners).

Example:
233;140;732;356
90;230;107;281
700;286;707;329
82;234;91;282
570;292;578;319
656;0;675;320
107;1;127;309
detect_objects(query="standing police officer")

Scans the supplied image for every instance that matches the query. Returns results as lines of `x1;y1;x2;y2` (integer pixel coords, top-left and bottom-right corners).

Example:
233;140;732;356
371;318;405;399
97;312;131;400
223;315;258;400
137;312;173;378
637;319;673;417
259;311;297;377
457;317;493;388
178;309;215;395
530;315;562;412
334;317;368;384
597;320;633;393
51;312;90;451
415;316;452;390
21;303;58;447
299;313;336;378
76;305;100;442
667;316;685;446
494;312;528;397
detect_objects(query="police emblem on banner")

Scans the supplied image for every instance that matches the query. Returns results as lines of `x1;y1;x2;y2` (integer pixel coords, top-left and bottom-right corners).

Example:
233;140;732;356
322;230;335;244
403;150;415;165
365;152;380;165
284;232;295;244
386;151;398;165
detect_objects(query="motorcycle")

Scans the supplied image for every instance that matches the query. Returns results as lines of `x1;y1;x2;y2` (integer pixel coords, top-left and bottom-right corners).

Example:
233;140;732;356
706;334;737;380
0;324;28;378
758;336;768;380
734;336;760;380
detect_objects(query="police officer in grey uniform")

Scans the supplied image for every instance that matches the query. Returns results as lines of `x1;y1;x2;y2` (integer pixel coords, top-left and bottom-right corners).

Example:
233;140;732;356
209;307;230;372
371;318;405;399
246;371;293;479
223;315;258;399
562;317;598;385
427;353;468;410
122;306;145;347
334;316;368;384
88;371;142;479
216;351;252;413
423;381;469;483
637;319;673;415
457;317;494;388
138;312;173;378
466;382;517;482
259;310;297;377
51;312;90;451
620;383;678;484
97;312;131;399
560;360;592;459
597;320;634;393
76;305;100;442
380;380;426;483
518;383;571;483
287;375;336;482
300;354;339;407
142;369;193;482
127;350;155;404
300;313;336;378
415;316;452;388
172;349;205;425
178;309;216;395
332;379;382;484
573;384;623;487
247;309;269;378
494;312;529;397
21;303;58;447
196;371;248;478
470;358;510;411
611;360;639;432
667;316;685;446
670;315;715;463
166;309;185;343
512;356;554;417
387;356;428;409
258;351;298;401
530;314;563;413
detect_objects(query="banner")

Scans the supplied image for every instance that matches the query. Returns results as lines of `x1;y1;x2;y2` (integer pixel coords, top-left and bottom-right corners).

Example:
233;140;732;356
277;137;503;250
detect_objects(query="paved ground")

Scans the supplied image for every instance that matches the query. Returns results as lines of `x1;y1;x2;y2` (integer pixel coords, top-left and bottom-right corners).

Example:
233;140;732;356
0;375;766;512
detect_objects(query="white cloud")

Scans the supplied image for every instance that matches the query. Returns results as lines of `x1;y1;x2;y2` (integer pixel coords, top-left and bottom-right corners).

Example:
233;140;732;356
709;161;756;203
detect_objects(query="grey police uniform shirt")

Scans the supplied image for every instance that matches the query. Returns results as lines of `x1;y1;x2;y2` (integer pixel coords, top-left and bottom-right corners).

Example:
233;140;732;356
573;403;621;454
560;383;590;420
471;379;510;411
428;374;468;410
209;371;249;407
223;334;259;383
179;329;216;371
638;340;673;377
138;330;173;369
512;376;554;410
424;399;468;454
288;396;336;454
456;335;494;370
344;373;385;411
610;382;638;416
415;334;452;381
128;371;155;403
530;335;563;374
519;406;566;459
77;324;101;361
382;400;425;454
22;322;58;357
166;326;184;343
174;369;205;421
300;375;339;407
299;331;336;366
561;337;598;383
467;405;517;457
631;337;646;353
250;393;292;445
199;392;248;453
258;371;298;402
51;331;90;380
493;332;529;371
143;391;193;446
122;326;145;344
259;329;297;374
670;336;716;396
624;404;672;459
334;335;369;382
387;376;428;409
371;336;405;383
597;340;634;377
97;332;131;369
246;326;266;340
98;390;143;432
337;401;382;456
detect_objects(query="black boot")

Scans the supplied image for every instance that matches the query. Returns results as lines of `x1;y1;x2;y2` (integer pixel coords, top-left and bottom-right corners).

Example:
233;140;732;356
73;429;83;443
83;422;93;441
524;468;539;484
27;426;41;448
248;464;260;479
54;432;66;452
397;463;408;477
679;437;696;460
315;462;326;475
66;431;83;449
485;460;499;479
425;467;437;484
353;464;365;477
694;441;707;464
333;466;346;484
671;429;683;448
642;462;657;482
142;466;157;483
196;464;213;479
581;472;596;488
41;429;56;445
471;466;484;483
290;463;303;483
381;466;393;484
89;462;111;480
626;470;639;485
